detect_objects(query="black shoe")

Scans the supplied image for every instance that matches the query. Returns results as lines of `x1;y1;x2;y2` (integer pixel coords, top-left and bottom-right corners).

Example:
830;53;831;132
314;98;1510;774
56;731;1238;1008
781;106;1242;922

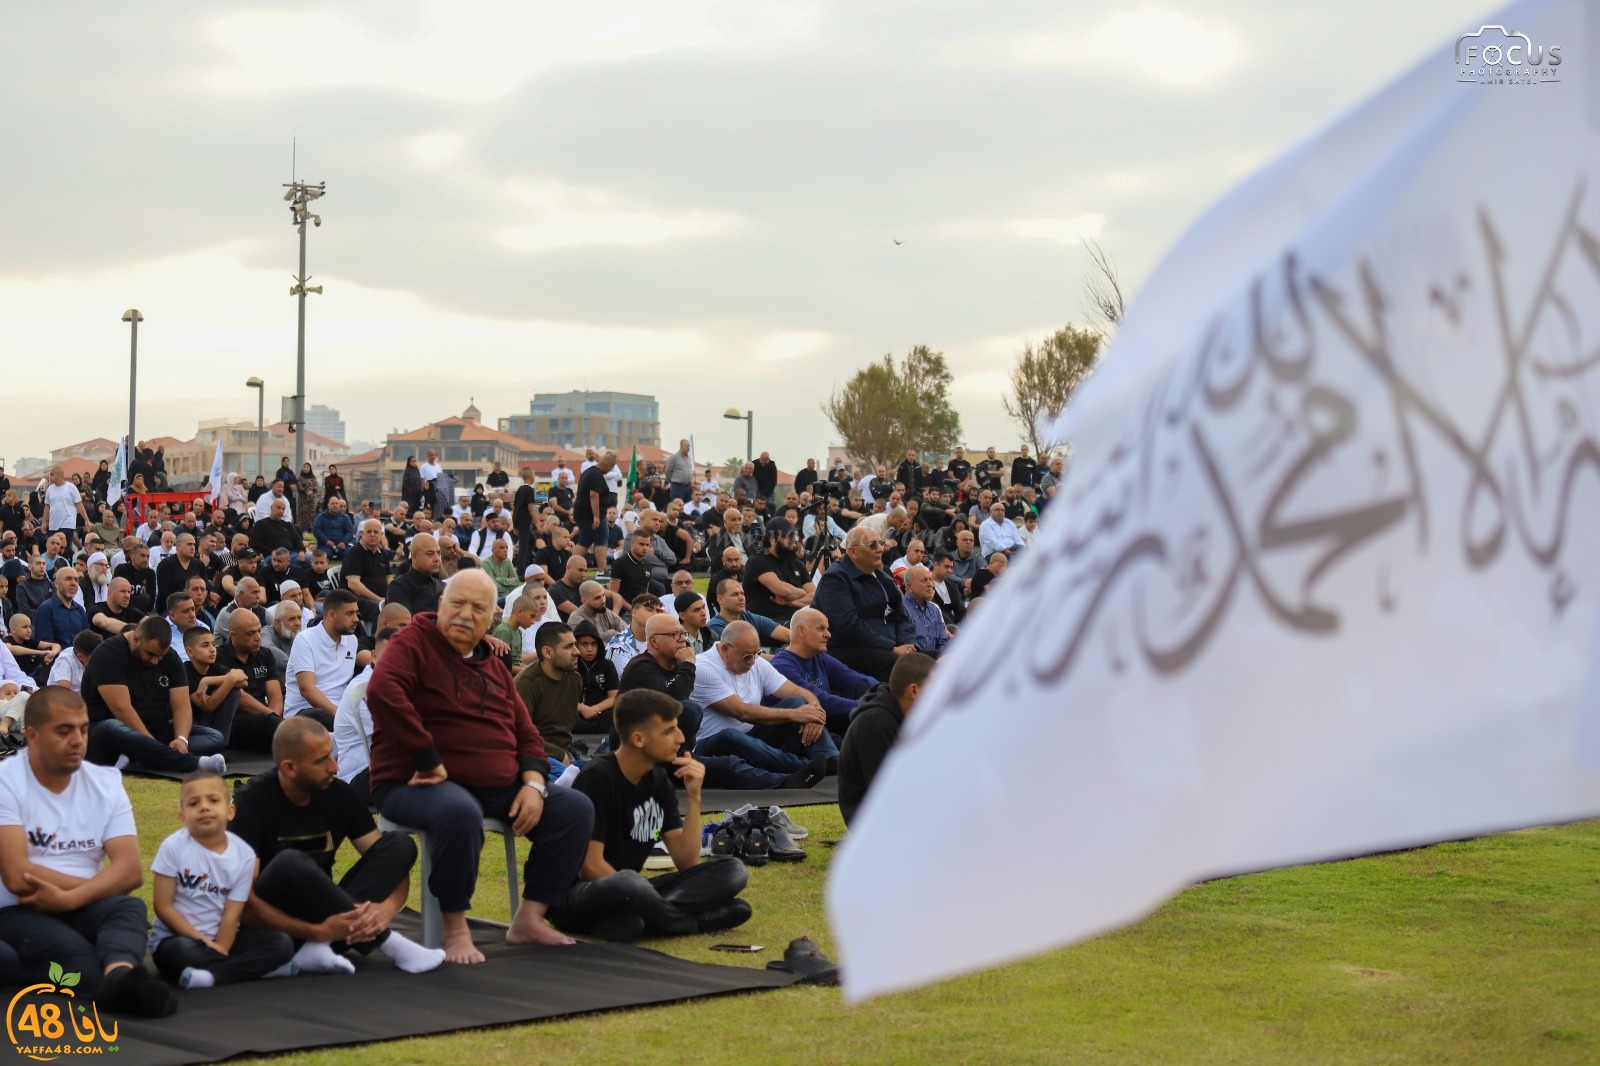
824;755;838;775
781;756;826;790
587;912;647;943
710;824;739;858
741;826;770;867
765;935;840;985
694;899;753;933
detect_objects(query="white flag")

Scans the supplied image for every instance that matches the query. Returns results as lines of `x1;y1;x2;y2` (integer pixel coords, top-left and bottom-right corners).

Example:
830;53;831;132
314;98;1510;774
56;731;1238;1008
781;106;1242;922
207;432;225;504
106;439;127;505
830;0;1600;1002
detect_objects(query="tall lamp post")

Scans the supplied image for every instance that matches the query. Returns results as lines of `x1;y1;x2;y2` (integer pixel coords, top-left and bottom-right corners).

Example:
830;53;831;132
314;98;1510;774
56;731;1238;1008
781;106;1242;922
245;377;265;478
281;178;325;472
121;309;143;462
723;408;752;464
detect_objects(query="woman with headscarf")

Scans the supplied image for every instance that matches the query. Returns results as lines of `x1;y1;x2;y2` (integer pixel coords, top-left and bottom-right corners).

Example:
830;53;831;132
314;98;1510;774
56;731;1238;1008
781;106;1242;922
296;462;319;534
221;474;249;519
322;464;346;506
401;455;424;514
247;474;268;503
91;460;111;503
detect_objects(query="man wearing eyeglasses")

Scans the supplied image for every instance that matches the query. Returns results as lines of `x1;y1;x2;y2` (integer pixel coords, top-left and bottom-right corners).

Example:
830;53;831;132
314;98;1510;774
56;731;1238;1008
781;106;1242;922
690;621;836;770
812;526;917;682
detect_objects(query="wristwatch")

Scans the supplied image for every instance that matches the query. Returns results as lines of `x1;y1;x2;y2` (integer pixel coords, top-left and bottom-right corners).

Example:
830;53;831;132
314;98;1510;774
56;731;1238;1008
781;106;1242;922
523;778;548;798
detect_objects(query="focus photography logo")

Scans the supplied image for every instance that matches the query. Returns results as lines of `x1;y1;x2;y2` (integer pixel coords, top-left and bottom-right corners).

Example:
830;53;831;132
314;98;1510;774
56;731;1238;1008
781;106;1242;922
6;962;119;1060
1456;23;1562;85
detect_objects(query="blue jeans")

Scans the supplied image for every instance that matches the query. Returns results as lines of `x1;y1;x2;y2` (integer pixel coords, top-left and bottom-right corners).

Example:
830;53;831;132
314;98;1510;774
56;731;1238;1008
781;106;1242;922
668;484;693;503
754;695;838;759
87;719;225;773
693;697;837;780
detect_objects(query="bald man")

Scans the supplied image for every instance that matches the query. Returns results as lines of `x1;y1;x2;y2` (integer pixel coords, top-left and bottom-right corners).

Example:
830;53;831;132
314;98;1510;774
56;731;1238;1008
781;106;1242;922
369;570;594;963
771;608;876;733
384;533;445;615
342;519;392;627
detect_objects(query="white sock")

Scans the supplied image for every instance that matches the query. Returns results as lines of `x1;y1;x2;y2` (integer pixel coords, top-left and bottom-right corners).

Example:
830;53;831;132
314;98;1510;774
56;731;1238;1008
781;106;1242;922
113;755;130;770
198;753;227;773
262;961;298;980
292;940;355;975
178;967;214;990
378;931;447;974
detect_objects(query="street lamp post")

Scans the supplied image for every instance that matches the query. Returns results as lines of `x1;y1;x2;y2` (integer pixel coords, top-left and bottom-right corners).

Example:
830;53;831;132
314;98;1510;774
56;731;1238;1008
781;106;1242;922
281;178;325;472
245;378;265;478
121;309;143;463
723;408;752;464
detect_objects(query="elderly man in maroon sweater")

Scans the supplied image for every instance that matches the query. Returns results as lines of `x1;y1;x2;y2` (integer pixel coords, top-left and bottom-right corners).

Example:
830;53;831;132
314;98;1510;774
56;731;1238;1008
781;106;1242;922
367;569;595;964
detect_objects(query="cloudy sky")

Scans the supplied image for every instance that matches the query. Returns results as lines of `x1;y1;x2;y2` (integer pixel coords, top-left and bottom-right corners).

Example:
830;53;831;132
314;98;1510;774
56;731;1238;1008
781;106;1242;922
0;0;1494;473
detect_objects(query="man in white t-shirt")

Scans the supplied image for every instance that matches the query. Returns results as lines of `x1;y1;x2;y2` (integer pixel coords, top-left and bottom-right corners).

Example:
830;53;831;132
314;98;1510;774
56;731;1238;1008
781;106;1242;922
332;625;396;805
252;481;294;523
285;589;361;732
44;468;89;552
0;687;176;1014
418;449;442;489
688;620;835;769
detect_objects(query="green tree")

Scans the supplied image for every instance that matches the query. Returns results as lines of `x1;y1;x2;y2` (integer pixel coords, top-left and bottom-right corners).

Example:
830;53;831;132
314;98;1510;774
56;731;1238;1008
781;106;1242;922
823;345;963;471
1003;324;1102;456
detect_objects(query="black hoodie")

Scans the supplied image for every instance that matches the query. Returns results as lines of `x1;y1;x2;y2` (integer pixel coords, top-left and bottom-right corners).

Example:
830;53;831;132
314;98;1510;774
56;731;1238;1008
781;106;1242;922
838;682;905;827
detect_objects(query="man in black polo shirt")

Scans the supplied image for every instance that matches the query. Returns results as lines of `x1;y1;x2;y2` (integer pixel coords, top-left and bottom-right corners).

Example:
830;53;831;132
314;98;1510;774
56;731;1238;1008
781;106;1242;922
82;616;227;773
341;520;391;627
742;520;812;624
512;468;539;569
221;609;283;752
609;531;654;604
1010;445;1038;489
945;447;971;493
155;533;206;614
975;446;1005;493
383;533;444;615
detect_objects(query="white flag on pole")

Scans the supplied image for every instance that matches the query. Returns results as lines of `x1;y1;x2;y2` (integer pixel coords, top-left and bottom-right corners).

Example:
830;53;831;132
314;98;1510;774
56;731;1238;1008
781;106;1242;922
207;433;225;504
830;0;1600;1002
106;439;127;506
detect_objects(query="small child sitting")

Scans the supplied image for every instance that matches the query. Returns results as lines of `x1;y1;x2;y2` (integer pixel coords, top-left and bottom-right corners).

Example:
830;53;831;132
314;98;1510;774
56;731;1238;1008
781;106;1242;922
0;681;27;741
151;770;296;989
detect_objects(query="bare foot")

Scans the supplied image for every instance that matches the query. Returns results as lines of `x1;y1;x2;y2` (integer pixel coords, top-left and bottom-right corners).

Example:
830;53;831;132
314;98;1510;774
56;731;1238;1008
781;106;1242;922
506;903;576;947
442;927;486;965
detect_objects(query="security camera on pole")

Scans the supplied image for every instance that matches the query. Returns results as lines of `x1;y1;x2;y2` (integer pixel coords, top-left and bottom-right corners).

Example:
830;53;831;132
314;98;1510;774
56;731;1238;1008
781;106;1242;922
280;177;325;473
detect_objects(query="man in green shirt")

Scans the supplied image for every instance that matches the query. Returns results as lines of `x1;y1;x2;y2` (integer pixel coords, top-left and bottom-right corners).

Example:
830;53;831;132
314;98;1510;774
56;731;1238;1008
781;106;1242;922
480;536;520;599
514;622;582;771
489;594;542;673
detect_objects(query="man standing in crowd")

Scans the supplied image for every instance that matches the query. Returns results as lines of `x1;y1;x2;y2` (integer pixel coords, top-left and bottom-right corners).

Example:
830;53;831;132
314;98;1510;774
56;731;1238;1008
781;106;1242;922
664;440;695;503
945;446;971;490
0;688;177;1015
368;570;595;965
575;453;616;576
82;616;227;774
44;468;89;553
814;526;915;682
838;652;933;826
1011;445;1038;489
896;450;922;498
752;451;778;506
286;589;361;731
975;446;1005;493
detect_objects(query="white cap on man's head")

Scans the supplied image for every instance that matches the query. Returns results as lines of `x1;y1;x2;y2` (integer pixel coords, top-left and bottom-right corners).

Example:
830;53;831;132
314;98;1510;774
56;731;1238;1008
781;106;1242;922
279;580;301;594
523;563;545;578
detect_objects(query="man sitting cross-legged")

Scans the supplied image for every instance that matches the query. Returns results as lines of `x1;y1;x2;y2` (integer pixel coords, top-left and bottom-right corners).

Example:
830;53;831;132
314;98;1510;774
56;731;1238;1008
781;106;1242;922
550;689;750;943
771;608;875;735
229;716;445;976
367;570;595;964
83;616;228;775
0;688;177;1016
691;620;837;770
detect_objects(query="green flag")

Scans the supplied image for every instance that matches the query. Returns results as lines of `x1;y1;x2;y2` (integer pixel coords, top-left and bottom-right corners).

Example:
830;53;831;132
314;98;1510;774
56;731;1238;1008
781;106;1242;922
626;446;639;498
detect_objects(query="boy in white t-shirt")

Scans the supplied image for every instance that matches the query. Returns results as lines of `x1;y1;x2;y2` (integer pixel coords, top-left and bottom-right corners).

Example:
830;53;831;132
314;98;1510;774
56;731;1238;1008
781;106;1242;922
150;771;295;988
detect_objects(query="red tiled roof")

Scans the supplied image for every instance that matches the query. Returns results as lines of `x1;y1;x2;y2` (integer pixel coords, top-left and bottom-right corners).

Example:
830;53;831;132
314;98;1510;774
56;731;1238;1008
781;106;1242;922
339;449;383;466
390;417;530;450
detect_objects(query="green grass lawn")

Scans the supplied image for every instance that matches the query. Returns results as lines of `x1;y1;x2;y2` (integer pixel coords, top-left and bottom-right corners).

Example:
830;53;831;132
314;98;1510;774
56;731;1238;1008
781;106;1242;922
119;775;1600;1065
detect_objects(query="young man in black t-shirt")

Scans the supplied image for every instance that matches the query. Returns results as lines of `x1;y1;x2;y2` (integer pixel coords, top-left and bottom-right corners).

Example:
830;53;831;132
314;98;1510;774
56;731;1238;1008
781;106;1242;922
82;616;228;773
549;689;750;942
573;456;615;574
609;531;656;603
230;717;444;974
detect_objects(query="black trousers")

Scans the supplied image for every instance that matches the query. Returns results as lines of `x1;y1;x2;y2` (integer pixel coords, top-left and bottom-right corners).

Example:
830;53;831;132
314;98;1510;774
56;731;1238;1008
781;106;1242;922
250;833;417;953
152;928;294;985
192;689;241;747
0;896;149;991
550;858;748;940
294;707;337;733
830;644;900;683
229;711;282;753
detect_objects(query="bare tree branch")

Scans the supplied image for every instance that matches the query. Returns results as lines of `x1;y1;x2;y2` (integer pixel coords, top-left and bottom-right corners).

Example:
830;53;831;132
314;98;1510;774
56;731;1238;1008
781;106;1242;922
1081;238;1126;334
